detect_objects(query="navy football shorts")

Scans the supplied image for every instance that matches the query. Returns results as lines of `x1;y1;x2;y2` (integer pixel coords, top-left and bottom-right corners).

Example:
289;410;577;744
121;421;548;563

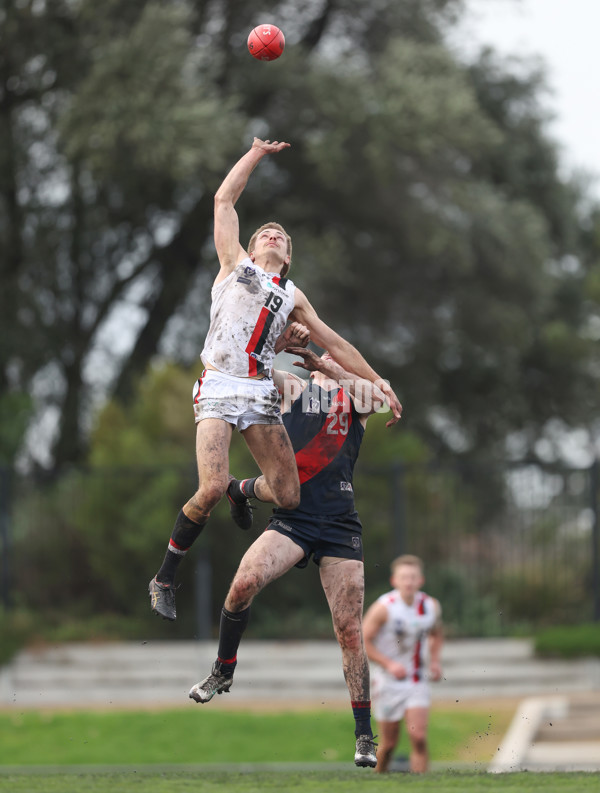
266;509;364;568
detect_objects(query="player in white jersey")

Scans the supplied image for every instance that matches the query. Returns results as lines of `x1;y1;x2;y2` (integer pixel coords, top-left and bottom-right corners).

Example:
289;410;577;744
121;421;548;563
149;137;403;622
363;555;443;773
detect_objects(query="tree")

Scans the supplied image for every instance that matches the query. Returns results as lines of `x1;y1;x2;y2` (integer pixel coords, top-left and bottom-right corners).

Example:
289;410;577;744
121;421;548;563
1;0;598;471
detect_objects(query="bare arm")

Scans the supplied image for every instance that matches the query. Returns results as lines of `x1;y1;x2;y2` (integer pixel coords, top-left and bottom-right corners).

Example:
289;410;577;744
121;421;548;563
290;289;402;426
285;347;387;418
213;138;291;282
428;600;443;681
271;322;312;411
363;601;408;680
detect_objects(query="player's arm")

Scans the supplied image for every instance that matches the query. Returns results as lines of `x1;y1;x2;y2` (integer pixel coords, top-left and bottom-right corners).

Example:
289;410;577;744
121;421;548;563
272;322;311;411
274;321;310;354
213;138;291;282
285;347;387;418
363;601;407;679
289;289;402;426
428;599;443;682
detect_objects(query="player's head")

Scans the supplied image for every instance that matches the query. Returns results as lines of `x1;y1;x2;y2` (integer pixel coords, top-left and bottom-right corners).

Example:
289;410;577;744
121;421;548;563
248;222;292;277
310;351;334;380
390;554;425;596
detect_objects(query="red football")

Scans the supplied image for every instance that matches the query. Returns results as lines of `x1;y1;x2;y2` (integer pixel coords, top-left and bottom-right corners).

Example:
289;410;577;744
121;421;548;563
247;24;285;61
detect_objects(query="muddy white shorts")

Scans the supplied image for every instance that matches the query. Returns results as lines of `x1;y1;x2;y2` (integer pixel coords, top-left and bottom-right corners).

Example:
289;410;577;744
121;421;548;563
192;369;282;430
370;676;431;722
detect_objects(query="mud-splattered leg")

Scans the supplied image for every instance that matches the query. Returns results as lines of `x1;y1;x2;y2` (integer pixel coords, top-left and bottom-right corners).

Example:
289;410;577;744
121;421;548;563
320;558;370;702
241;423;300;509
184;418;233;521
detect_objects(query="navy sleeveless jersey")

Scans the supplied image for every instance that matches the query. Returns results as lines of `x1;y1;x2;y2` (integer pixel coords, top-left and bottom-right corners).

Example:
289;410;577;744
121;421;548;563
275;382;365;516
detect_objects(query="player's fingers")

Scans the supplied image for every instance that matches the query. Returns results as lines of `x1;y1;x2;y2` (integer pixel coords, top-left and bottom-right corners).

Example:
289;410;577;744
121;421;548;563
285;346;308;356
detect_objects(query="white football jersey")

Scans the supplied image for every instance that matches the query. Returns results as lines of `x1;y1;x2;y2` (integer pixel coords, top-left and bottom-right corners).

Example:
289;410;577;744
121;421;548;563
371;589;439;684
201;258;296;378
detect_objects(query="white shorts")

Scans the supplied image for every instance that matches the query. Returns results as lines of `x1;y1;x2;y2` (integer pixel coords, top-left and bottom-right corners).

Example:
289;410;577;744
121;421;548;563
192;369;282;431
371;676;431;722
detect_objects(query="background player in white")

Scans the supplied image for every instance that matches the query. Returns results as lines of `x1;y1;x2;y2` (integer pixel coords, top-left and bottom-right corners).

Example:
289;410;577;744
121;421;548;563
149;137;403;621
362;554;443;773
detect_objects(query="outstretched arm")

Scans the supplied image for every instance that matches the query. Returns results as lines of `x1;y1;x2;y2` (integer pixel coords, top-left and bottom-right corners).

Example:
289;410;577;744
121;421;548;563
285;347;386;418
213;138;291;281
289;289;402;426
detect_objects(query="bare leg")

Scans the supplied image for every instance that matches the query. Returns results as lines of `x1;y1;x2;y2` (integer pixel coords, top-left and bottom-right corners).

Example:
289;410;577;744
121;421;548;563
184;418;233;521
404;707;429;773
375;720;401;773
252;474;274;503
241;423;300;509
189;531;304;704
319;558;369;701
152;419;234;615
225;530;305;611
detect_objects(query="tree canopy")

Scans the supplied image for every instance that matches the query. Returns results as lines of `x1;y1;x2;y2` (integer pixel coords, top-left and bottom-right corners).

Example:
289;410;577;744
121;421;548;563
1;0;599;470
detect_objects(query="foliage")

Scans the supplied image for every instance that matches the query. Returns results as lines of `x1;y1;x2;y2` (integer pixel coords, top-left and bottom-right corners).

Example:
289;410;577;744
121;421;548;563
0;393;32;465
0;609;152;666
6;360;598;648
1;0;599;473
534;623;600;659
0;608;37;666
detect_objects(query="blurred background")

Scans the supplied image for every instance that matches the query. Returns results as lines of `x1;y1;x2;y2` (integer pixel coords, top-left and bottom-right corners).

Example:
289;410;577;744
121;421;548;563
1;0;599;657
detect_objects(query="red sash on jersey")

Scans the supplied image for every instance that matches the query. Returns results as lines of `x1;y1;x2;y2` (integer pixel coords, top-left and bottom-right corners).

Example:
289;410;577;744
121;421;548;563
412;593;427;682
294;388;352;483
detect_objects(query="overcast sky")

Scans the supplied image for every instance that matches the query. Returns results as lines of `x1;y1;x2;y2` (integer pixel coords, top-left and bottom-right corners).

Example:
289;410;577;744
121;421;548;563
453;0;600;199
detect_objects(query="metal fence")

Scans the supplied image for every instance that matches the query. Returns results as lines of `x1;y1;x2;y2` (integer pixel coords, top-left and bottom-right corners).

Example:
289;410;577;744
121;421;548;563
360;459;600;634
1;458;598;637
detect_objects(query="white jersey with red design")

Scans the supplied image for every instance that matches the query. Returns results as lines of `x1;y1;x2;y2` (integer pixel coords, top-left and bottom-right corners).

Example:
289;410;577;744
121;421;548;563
371;590;438;685
201;258;296;378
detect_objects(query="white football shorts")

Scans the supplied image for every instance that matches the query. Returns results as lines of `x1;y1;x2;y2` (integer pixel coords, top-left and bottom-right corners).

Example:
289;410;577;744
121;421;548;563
371;677;431;722
192;369;282;430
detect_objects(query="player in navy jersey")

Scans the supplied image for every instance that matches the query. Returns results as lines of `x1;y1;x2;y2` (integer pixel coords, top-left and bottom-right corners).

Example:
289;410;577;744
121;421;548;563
189;347;386;768
149;137;402;623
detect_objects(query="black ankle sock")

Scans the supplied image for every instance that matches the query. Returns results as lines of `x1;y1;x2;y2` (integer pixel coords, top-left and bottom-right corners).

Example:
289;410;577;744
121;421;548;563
228;477;259;503
156;509;207;585
351;701;373;738
216;606;251;666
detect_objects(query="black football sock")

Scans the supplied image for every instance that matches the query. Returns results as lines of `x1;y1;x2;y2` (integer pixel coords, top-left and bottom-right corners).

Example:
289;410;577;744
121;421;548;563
227;477;259;503
215;606;251;674
155;509;208;586
351;701;373;737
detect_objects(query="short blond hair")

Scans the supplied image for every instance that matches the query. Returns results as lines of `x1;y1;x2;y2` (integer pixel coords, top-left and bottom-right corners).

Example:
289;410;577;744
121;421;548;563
390;554;424;575
247;222;292;277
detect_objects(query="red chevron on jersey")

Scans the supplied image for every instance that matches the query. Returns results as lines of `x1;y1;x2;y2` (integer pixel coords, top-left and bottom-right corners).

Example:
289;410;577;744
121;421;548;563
245;306;275;376
295;388;352;484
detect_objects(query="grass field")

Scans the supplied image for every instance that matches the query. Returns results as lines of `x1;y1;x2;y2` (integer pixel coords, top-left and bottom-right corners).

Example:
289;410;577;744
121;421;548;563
2;704;597;793
0;704;513;766
0;769;599;793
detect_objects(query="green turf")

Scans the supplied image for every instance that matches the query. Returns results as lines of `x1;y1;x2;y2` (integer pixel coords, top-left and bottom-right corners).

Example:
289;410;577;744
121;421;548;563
0;707;510;766
0;769;599;793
